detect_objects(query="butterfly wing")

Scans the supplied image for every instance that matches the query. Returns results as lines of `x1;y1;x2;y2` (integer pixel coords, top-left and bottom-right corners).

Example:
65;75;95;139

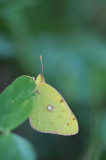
29;83;78;135
56;106;79;135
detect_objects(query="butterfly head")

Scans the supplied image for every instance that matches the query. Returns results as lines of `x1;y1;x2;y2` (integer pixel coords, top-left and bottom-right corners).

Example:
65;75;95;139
35;74;45;85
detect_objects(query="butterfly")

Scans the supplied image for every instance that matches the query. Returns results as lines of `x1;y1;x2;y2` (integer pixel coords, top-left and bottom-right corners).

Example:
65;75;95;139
29;56;79;135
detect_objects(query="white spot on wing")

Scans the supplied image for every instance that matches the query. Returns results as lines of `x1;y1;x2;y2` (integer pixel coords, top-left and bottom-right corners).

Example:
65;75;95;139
47;105;54;112
47;105;52;111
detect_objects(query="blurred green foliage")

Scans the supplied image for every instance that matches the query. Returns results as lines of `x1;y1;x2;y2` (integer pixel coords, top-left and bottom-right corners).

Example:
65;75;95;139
0;133;36;160
0;0;106;160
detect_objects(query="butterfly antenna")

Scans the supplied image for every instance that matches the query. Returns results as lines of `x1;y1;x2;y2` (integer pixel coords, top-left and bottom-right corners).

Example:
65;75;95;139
40;55;44;78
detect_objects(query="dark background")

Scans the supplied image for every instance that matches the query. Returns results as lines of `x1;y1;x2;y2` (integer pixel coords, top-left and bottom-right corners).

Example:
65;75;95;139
0;0;106;160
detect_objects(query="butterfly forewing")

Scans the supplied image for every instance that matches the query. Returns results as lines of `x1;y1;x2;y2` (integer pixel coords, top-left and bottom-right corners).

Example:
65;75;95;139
29;83;69;134
29;83;78;135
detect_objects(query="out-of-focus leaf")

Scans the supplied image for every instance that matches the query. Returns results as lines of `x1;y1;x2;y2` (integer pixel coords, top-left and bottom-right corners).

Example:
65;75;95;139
100;150;106;160
81;142;102;160
70;30;106;69
101;112;106;147
0;75;36;132
0;36;14;59
0;133;37;160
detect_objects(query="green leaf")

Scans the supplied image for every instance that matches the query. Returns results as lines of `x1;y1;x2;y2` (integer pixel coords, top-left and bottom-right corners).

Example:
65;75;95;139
0;76;36;132
0;133;37;160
